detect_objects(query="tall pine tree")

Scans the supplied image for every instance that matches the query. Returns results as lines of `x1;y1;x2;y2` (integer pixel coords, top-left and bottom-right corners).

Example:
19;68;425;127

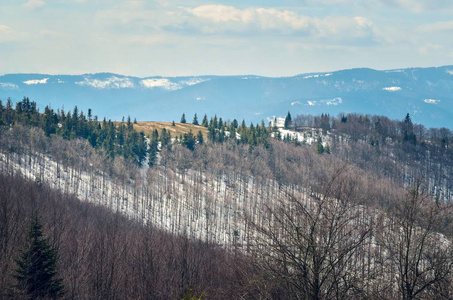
14;215;64;300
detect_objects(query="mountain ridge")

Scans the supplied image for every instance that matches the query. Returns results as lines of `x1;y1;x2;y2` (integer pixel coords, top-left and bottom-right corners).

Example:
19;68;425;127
1;65;453;128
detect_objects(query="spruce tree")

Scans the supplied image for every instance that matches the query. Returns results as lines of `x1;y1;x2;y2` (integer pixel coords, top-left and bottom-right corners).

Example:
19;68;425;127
181;113;186;124
197;131;204;145
201;114;208;127
14;215;64;299
284;111;292;129
192;113;199;125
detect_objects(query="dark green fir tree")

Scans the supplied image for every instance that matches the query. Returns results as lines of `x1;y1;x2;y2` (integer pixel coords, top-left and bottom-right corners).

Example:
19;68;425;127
14;215;64;300
201;114;208;127
284;111;292;129
192;113;199;125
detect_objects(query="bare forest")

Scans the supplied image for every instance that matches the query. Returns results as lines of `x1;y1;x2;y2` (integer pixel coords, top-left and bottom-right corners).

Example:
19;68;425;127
0;99;452;299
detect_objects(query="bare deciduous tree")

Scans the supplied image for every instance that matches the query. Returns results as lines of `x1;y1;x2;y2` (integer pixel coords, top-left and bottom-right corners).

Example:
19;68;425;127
249;165;372;300
377;181;453;300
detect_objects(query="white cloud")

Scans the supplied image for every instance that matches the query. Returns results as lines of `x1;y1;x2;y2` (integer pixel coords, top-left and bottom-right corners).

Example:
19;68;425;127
23;78;49;85
390;0;453;12
418;43;443;55
187;5;310;30
418;21;453;33
184;4;374;40
39;29;62;38
23;0;46;10
0;25;12;33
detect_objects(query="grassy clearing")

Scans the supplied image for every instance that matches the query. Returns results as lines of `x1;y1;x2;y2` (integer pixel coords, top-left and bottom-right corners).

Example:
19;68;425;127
131;121;208;138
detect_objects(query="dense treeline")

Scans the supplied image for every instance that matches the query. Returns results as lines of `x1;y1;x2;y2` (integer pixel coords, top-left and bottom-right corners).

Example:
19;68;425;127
0;98;278;168
0;97;147;166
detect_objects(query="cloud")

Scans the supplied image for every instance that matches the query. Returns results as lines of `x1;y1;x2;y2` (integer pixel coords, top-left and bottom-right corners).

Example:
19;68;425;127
23;0;46;10
39;29;62;38
374;0;453;13
0;25;12;33
305;0;453;13
182;4;375;42
418;21;453;33
185;5;311;33
418;43;443;55
99;3;375;42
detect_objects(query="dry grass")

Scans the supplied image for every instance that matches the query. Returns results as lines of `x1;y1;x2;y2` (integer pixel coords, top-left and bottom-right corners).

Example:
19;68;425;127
131;121;208;138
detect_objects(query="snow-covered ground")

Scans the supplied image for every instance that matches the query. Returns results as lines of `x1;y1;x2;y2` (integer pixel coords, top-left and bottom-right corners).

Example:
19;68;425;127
0;150;309;247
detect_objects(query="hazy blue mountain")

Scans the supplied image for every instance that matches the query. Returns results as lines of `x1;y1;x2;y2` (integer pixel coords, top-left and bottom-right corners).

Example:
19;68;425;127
1;66;452;128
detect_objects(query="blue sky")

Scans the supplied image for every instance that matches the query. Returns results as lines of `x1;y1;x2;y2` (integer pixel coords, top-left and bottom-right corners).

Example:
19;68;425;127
1;0;452;76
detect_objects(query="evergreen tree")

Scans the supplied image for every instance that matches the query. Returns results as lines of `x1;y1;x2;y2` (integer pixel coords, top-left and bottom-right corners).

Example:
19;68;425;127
218;117;223;130
182;131;196;151
197;131;204;145
172;120;175;126
192;114;199;125
14;215;64;299
181;113;186;124
201;114;208;127
315;137;324;154
402;113;416;145
284;111;292;129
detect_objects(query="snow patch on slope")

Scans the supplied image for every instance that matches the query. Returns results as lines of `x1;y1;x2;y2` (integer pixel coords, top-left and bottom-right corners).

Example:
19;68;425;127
386;69;405;73
424;99;441;104
303;73;332;79
23;78;49;85
179;78;210;86
383;86;402;92
76;76;134;89
306;97;342;106
141;78;181;90
0;82;19;90
447;70;453;75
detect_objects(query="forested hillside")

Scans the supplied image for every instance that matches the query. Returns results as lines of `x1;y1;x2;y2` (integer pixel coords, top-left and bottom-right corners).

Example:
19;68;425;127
0;97;452;299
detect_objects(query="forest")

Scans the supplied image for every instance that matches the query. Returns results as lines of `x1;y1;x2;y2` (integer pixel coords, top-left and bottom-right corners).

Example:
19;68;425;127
0;97;452;299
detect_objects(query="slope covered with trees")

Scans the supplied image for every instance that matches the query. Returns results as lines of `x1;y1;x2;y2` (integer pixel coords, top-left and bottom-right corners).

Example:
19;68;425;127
1;97;453;299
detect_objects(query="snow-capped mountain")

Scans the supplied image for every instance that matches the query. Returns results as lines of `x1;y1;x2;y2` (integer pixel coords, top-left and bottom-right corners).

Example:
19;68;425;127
1;66;452;128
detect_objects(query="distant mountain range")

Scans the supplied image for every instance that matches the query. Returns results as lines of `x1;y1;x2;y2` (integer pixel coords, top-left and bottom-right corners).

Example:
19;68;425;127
1;66;452;128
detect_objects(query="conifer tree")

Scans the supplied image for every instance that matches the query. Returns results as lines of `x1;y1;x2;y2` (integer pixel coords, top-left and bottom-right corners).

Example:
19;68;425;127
197;131;204;145
181;113;186;124
192;114;199;125
182;131;196;151
284;111;292;129
14;215;64;299
201;114;208;127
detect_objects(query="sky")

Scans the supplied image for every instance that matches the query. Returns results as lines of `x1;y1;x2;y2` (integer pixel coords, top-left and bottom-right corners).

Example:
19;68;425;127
0;0;452;77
